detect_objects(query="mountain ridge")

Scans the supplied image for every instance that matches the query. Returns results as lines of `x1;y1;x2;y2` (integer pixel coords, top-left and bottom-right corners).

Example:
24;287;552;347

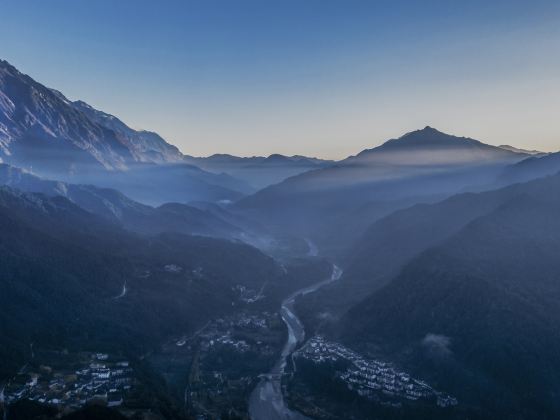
0;59;140;172
0;162;247;240
236;126;528;256
0;59;256;204
346;126;524;165
339;173;560;418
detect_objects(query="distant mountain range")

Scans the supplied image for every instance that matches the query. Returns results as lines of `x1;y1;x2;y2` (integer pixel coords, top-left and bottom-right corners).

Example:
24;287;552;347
237;126;531;256
6;57;553;211
0;163;246;240
0;60;255;204
0;59;332;203
498;144;546;156
498;150;560;185
185;153;333;189
189;153;329;166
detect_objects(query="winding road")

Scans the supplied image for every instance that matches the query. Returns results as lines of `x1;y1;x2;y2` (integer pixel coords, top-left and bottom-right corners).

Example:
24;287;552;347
113;280;127;300
249;263;343;420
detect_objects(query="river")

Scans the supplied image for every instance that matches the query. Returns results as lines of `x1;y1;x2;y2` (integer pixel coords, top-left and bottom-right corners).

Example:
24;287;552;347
248;264;343;420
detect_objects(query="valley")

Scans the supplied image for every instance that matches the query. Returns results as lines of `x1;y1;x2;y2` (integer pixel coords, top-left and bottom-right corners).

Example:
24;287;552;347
249;264;342;420
1;50;560;420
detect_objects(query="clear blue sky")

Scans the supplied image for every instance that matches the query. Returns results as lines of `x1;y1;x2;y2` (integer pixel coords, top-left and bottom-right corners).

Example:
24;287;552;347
2;0;559;158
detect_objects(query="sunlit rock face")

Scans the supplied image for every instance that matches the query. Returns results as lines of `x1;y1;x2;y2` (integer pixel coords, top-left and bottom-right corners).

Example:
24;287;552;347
0;59;183;176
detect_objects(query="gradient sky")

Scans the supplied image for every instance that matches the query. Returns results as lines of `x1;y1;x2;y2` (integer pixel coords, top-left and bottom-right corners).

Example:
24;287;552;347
2;0;559;159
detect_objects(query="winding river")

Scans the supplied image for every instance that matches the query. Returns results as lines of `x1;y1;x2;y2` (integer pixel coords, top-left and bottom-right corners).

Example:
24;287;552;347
249;264;343;420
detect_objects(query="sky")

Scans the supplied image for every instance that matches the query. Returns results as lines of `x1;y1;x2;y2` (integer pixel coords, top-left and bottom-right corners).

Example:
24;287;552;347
1;0;559;159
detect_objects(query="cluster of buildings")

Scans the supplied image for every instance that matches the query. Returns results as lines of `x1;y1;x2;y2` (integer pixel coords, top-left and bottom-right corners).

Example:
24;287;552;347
164;263;183;273
1;352;134;412
205;331;251;353
211;312;271;332
232;284;266;303
295;336;458;408
180;311;284;418
188;312;278;355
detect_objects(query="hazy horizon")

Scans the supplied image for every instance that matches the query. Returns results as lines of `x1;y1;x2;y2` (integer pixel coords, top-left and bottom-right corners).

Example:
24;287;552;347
2;0;559;159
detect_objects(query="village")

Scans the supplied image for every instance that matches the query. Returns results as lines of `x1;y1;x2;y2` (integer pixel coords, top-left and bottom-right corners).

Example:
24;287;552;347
185;311;287;418
150;310;286;419
294;336;458;408
0;351;135;415
0;312;286;419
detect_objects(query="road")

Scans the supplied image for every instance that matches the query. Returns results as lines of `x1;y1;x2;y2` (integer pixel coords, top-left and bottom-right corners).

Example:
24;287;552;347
113;280;127;300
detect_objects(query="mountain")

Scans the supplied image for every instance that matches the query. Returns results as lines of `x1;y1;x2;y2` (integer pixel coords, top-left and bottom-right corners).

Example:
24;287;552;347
0;59;250;204
81;161;252;206
185;153;333;189
0;185;325;383
302;186;518;315
300;167;560;326
0;59;179;173
236;127;527;256
498;151;560;186
243;126;525;196
338;173;560;419
70;99;184;164
498;144;546;156
294;176;548;335
346;126;522;166
0;163;244;239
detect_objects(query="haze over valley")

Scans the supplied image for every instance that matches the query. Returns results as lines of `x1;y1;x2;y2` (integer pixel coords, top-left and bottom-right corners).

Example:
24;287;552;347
1;1;559;419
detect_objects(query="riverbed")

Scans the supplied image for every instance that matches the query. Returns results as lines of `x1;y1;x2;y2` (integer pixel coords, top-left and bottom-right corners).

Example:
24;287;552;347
248;264;342;420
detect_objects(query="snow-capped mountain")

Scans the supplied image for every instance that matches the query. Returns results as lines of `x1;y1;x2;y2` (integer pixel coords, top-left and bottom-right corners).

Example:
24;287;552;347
71;99;184;164
0;59;183;176
0;59;254;204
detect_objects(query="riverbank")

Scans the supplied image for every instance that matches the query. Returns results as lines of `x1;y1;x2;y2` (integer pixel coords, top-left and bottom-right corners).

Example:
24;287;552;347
249;264;342;420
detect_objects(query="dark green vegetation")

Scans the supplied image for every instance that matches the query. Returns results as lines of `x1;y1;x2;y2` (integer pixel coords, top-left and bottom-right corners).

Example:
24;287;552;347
3;401;127;420
304;173;541;315
336;174;560;419
0;186;325;383
0;163;245;240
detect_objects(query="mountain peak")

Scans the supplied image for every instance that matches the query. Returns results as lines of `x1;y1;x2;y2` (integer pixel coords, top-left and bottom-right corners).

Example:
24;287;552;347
73;99;94;110
0;59;18;73
265;154;291;163
0;59;186;177
498;145;546;156
395;125;446;141
381;126;480;149
346;126;525;165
